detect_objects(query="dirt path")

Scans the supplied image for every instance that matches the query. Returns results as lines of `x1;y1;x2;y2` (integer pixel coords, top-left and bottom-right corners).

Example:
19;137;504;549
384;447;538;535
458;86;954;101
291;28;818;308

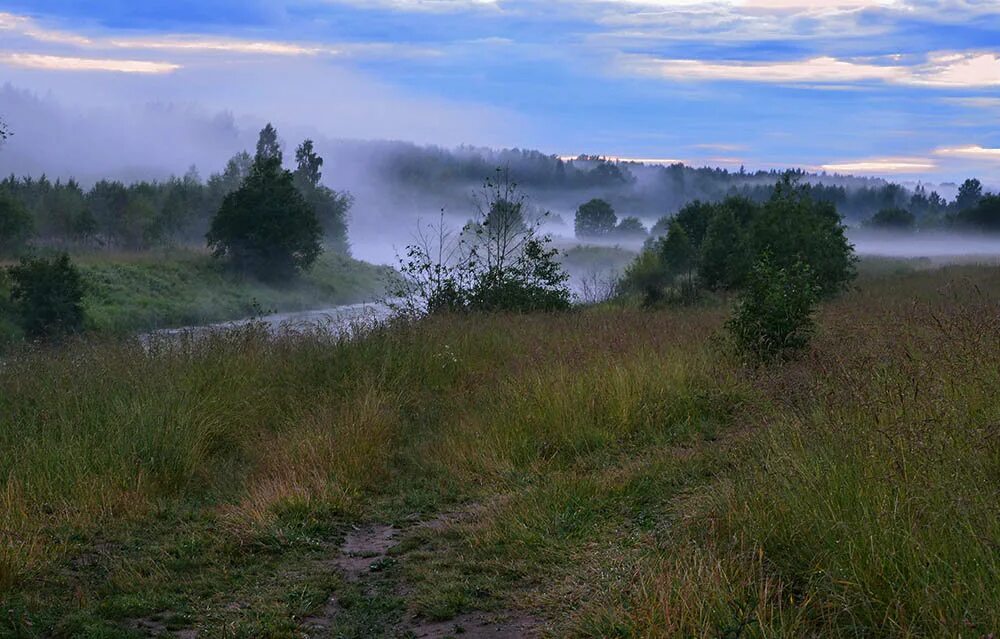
303;517;543;638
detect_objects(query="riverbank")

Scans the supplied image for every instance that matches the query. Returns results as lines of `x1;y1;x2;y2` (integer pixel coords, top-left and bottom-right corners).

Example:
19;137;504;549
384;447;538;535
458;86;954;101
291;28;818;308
0;249;394;345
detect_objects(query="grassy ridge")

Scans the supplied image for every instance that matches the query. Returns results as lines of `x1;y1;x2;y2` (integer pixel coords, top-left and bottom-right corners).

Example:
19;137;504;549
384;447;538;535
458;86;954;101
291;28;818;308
1;265;999;637
0;250;392;342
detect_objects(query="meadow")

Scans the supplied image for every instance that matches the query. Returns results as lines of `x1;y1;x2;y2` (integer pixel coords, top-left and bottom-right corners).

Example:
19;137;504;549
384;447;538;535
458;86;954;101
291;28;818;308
0;260;998;638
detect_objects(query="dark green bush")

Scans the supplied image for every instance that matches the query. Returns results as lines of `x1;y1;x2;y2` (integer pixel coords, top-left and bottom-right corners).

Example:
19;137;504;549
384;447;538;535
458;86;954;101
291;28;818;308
7;253;85;340
725;256;818;362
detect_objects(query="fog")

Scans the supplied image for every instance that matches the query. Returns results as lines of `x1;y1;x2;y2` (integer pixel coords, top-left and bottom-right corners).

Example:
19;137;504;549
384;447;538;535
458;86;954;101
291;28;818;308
850;230;1000;262
4;83;1000;277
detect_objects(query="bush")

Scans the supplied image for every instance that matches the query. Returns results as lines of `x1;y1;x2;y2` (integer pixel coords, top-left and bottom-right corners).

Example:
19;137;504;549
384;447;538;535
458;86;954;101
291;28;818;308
7;253;85;339
0;193;33;256
725;256;818;362
866;207;916;230
396;169;570;314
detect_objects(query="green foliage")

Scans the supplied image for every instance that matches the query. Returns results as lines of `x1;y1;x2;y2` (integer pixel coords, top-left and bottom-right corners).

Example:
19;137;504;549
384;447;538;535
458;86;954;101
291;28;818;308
0;192;33;255
208;127;323;281
725;256;818;362
574;198;617;238
621;248;668;307
749;176;856;297
700;205;750;290
396;170;570;314
7;253;85;339
952;194;1000;232
867;207;916;230
955;178;983;211
294;139;351;254
673;200;716;247
659;220;696;278
613;216;647;239
255;122;282;163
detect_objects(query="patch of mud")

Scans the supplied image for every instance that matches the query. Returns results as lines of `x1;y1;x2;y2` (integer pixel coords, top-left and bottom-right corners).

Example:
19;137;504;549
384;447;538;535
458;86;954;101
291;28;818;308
336;524;398;580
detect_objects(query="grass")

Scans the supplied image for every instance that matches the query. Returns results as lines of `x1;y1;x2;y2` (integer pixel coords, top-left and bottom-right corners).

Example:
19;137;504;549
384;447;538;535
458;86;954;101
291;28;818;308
1;262;999;637
0;248;392;342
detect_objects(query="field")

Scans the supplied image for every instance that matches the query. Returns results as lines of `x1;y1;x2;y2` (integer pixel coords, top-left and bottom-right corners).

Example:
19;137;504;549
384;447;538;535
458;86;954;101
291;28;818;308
0;250;392;344
1;261;998;638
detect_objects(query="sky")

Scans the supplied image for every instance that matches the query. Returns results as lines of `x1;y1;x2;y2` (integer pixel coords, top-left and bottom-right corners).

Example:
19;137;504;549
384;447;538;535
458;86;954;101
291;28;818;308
0;0;999;184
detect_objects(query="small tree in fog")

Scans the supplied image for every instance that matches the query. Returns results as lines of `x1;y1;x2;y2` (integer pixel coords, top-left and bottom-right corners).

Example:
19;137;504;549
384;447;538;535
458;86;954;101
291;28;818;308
0;118;9;143
866;207;915;230
207;125;322;281
575;199;617;238
614;216;648;239
255;123;282;164
659;220;696;282
395;168;570;314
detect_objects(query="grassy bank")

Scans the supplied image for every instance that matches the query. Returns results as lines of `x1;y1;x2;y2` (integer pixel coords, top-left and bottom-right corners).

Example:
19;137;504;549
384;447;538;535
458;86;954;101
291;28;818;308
1;264;998;637
0;250;392;342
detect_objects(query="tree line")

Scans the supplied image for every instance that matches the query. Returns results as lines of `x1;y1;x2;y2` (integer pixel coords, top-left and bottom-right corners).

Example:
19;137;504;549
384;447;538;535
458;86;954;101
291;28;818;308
0;126;350;256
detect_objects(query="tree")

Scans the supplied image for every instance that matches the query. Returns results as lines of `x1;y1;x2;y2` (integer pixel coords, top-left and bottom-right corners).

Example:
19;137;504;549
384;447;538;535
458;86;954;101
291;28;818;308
659;219;696;281
294;139;351;254
956;178;983;211
620;247;667;307
294;140;323;188
701;206;751;290
673;200;716;247
574;198;617;238
867;207;915;230
749;176;856;298
725;256;818;363
614;216;648;239
255;123;282;164
7;253;85;339
207;126;323;281
954;195;1000;232
0;118;9;142
395;168;570;314
0;193;33;255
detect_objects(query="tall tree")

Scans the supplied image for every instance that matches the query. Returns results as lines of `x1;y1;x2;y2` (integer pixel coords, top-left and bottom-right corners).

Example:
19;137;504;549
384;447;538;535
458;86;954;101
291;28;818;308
294;140;323;188
956;178;983;211
255;123;282;164
207;126;322;280
294;139;351;253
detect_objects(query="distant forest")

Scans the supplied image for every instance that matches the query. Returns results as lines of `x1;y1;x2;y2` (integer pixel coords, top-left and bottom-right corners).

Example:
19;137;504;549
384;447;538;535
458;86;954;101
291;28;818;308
1;137;996;255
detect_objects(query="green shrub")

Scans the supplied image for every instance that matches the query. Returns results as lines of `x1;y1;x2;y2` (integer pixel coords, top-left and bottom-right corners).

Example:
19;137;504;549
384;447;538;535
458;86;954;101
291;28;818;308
7;253;85;339
725;256;818;362
0;193;33;256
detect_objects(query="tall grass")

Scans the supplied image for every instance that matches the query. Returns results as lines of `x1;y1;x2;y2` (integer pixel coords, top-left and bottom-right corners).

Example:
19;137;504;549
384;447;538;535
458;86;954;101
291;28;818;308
3;264;1000;637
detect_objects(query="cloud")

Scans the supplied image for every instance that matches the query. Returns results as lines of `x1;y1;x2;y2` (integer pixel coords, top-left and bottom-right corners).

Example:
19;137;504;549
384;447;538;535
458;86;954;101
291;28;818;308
819;157;938;173
619;51;1000;88
0;53;180;74
935;145;1000;161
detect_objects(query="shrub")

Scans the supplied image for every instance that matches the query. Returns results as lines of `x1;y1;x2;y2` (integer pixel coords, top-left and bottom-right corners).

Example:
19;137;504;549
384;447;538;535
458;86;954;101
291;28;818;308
866;207;916;230
725;256;818;362
0;193;33;256
619;248;667;307
613;216;648;239
396;169;571;315
7;253;85;339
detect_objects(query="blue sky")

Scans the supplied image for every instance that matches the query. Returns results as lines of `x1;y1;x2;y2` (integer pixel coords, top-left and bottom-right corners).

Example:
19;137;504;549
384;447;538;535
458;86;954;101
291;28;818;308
1;0;999;183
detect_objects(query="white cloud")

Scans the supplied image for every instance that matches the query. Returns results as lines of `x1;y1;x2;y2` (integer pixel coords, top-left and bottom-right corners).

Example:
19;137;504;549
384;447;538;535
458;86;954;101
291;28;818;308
935;145;1000;161
0;53;180;74
619;51;1000;88
819;157;938;173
